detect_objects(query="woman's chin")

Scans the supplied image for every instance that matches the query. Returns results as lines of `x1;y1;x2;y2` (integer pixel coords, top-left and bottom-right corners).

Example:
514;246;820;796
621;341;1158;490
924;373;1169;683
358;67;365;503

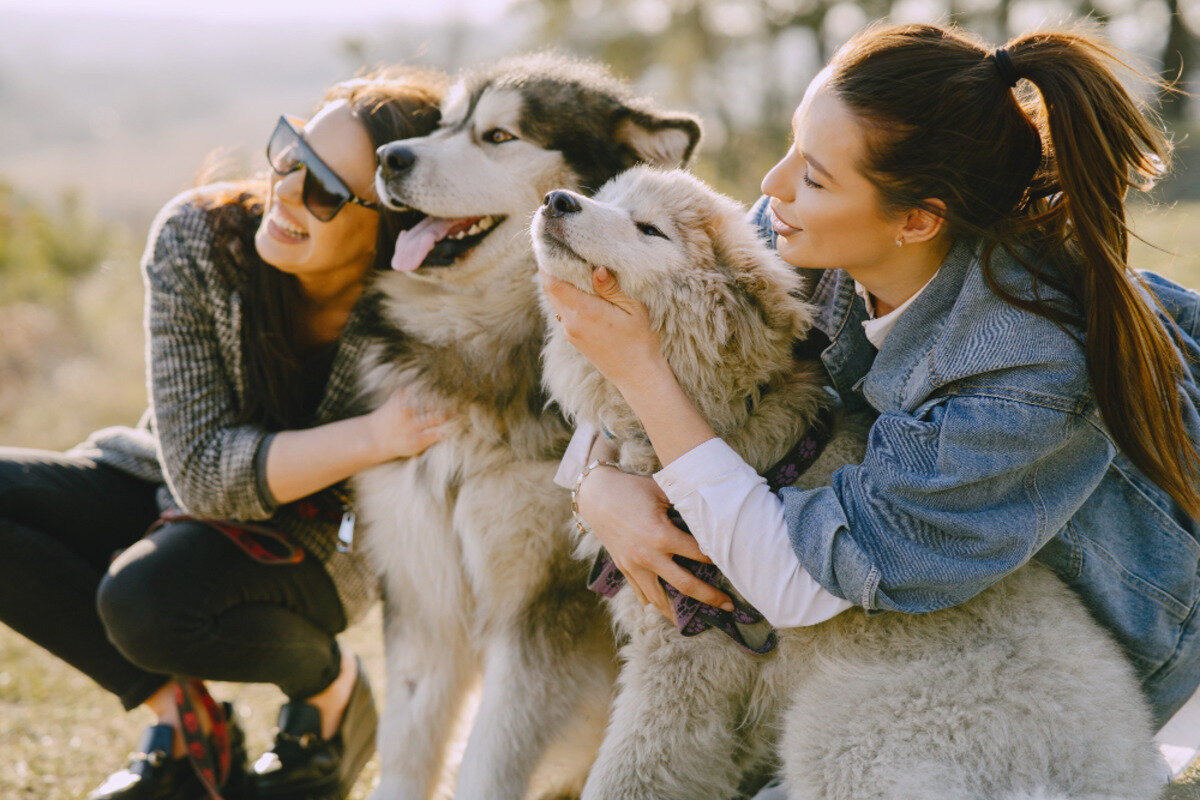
775;241;812;270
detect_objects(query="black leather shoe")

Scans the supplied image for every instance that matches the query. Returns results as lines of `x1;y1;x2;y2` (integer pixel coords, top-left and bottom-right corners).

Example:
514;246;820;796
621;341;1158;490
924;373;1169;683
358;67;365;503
87;703;247;800
251;659;378;800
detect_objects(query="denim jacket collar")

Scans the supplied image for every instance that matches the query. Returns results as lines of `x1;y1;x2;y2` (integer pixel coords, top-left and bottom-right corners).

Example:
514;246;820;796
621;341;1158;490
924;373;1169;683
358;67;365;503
811;238;1090;416
861;239;979;413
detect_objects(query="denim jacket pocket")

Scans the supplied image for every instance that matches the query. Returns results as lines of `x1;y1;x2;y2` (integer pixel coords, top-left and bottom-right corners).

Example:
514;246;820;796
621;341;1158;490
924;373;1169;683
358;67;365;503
1064;469;1200;678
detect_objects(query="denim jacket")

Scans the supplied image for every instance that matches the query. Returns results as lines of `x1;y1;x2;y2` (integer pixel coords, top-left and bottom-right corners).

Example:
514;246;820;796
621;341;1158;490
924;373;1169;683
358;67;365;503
750;197;1200;726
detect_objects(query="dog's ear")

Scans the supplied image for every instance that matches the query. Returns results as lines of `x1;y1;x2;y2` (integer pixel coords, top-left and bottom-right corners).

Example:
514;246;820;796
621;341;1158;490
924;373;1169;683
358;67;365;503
615;109;702;169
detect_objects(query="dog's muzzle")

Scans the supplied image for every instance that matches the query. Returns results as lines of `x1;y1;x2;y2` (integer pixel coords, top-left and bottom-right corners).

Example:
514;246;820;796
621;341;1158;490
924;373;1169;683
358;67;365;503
541;190;582;218
377;143;417;181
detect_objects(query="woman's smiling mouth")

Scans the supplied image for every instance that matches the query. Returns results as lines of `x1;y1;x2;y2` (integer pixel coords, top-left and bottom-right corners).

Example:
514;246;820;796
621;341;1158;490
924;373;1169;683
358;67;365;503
266;206;310;243
768;204;802;236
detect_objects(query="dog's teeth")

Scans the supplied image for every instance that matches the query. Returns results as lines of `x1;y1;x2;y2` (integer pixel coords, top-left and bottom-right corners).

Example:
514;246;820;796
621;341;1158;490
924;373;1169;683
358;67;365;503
467;222;482;236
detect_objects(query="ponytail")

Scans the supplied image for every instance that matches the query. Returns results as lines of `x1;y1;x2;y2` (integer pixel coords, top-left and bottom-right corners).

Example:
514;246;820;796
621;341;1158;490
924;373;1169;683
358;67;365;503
1004;32;1199;518
828;24;1200;517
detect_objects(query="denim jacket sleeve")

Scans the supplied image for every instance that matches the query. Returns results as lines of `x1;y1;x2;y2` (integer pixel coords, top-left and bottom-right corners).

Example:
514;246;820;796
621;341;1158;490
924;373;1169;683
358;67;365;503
780;393;1115;612
1140;270;1200;340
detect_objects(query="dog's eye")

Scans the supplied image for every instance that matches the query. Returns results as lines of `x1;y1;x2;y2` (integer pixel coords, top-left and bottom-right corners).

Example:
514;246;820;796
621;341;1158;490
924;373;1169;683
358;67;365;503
483;128;517;144
636;222;669;240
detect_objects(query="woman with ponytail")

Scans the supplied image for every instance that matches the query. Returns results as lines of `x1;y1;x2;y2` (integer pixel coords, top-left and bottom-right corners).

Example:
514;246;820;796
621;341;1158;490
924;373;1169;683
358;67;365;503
542;21;1200;735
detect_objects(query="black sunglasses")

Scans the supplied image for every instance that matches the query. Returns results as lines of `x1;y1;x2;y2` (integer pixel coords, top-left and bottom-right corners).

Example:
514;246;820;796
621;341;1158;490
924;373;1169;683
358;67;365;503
266;116;381;222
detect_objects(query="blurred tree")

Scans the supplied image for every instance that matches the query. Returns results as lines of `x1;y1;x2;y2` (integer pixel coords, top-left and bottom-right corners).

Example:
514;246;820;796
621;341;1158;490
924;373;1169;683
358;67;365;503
1161;0;1193;120
340;36;371;73
518;0;1191;200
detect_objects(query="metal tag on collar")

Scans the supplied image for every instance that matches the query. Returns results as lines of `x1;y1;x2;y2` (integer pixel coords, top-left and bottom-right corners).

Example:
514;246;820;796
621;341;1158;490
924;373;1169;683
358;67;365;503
337;510;356;553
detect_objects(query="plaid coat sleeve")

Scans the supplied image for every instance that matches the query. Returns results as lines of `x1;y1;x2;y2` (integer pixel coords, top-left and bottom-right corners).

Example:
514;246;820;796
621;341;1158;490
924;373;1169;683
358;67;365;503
141;192;278;520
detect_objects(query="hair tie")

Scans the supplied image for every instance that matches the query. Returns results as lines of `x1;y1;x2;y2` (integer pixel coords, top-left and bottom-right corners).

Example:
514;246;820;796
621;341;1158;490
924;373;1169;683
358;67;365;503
993;47;1019;88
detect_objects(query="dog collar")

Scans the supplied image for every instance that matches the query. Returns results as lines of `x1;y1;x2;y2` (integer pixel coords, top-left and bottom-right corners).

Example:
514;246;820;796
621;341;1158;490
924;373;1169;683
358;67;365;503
586;403;839;655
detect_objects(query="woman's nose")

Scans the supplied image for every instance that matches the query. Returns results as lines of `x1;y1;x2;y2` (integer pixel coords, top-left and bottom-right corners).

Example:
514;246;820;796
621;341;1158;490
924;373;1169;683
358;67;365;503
274;167;305;203
760;157;792;202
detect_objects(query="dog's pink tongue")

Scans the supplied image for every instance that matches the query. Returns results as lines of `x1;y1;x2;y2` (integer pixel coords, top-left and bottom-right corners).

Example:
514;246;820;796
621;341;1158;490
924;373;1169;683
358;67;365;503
391;215;479;272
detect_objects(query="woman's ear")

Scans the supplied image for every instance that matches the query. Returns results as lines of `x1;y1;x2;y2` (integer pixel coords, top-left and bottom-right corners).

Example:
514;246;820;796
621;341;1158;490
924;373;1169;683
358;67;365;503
898;199;946;244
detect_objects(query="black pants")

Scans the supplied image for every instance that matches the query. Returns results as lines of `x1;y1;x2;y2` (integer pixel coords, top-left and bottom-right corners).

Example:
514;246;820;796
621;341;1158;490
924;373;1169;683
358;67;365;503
0;447;346;711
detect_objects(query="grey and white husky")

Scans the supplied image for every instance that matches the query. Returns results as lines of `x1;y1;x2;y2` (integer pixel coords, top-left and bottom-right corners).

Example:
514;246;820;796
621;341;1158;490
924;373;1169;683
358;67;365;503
533;166;1163;800
352;57;701;800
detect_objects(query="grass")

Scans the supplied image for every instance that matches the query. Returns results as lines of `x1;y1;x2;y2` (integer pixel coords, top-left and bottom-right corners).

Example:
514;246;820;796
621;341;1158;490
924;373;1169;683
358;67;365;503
1;202;1199;798
0;608;388;799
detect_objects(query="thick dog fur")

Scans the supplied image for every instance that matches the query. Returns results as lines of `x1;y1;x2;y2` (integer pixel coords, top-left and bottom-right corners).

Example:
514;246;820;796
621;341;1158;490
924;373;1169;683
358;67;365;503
533;166;1164;800
352;57;701;800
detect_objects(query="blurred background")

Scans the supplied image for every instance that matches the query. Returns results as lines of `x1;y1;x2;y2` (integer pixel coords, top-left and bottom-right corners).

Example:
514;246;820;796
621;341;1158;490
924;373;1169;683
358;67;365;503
1;0;1198;797
1;0;1198;450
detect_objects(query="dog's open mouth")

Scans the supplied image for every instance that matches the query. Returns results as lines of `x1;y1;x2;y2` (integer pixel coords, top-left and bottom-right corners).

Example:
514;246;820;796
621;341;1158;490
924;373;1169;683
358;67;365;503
391;212;506;272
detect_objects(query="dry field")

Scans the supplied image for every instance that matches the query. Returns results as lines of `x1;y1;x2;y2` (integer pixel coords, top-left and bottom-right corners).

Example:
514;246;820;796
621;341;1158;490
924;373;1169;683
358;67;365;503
1;201;1199;798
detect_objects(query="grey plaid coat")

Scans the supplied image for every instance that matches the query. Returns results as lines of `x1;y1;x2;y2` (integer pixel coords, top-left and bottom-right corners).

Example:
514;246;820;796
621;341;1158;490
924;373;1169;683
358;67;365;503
73;187;378;624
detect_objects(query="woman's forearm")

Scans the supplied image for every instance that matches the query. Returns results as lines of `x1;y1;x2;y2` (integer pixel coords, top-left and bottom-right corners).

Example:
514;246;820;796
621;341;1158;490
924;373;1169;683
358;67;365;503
264;414;386;504
617;358;719;468
265;385;449;504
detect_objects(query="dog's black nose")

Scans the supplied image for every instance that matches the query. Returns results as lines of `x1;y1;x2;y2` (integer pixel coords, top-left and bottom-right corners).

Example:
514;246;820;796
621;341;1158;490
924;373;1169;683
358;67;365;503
377;143;416;177
543;190;582;218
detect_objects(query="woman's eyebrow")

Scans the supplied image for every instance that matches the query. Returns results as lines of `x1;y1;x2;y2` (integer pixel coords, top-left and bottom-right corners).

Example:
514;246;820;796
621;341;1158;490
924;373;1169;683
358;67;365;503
799;150;835;184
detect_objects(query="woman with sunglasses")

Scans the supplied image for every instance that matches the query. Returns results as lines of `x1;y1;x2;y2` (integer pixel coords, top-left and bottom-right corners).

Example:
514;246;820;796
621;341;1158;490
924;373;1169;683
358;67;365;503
0;71;446;800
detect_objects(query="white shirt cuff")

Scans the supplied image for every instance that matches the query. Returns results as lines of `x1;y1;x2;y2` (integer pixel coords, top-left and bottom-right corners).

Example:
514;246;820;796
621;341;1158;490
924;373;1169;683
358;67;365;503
653;437;852;628
553;423;599;491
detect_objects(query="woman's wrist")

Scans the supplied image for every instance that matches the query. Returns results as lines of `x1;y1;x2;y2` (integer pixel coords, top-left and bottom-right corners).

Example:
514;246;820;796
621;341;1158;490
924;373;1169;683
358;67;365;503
354;410;390;466
571;457;622;535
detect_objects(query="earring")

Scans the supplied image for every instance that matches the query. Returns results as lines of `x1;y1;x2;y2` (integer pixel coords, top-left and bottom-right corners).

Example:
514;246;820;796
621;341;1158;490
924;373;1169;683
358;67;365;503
895;237;904;247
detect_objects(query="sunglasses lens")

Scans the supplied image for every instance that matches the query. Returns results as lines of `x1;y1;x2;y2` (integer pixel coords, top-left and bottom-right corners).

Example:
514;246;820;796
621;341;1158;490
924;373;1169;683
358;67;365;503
302;171;348;222
267;122;301;176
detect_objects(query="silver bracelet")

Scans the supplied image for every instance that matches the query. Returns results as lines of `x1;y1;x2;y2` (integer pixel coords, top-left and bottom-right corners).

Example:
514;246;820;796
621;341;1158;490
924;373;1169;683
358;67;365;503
570;458;622;536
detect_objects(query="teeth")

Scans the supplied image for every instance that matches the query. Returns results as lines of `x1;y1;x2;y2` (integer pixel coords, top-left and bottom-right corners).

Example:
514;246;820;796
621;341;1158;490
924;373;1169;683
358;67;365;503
447;215;499;241
272;212;307;238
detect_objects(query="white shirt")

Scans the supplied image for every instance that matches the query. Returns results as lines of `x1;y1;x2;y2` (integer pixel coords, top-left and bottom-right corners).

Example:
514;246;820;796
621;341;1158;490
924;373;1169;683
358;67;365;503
855;274;937;349
555;275;937;628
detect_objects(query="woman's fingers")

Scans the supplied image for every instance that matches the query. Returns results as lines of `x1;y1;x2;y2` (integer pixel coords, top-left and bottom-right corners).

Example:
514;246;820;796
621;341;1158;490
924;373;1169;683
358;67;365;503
661;525;713;564
591;265;626;304
617;532;733;615
625;572;652;609
627;565;675;623
541;267;639;323
415;422;449;450
656;558;734;611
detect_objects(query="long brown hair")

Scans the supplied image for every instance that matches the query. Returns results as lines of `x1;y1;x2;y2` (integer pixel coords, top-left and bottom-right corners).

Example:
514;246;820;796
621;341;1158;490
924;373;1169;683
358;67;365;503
203;68;444;430
827;23;1200;517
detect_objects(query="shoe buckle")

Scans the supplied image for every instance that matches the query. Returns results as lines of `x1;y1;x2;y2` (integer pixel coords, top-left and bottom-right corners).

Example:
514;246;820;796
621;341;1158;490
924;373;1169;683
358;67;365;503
275;730;318;749
132;749;169;767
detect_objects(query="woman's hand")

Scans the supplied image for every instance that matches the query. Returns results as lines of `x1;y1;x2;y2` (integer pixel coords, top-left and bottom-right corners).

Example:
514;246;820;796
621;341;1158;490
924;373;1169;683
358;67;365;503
540;266;668;397
265;387;452;505
364;385;453;461
578;464;734;621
